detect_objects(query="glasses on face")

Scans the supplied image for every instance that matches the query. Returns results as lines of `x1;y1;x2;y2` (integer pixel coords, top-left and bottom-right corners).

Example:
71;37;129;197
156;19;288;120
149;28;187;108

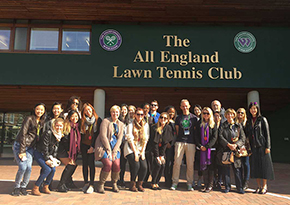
160;116;168;120
203;112;210;115
151;104;158;107
72;102;79;105
237;111;244;114
136;113;144;116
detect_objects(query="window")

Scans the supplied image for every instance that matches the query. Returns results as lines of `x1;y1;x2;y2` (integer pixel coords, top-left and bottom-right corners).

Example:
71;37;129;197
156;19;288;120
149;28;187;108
0;28;11;50
62;29;90;52
30;28;59;51
0;21;91;54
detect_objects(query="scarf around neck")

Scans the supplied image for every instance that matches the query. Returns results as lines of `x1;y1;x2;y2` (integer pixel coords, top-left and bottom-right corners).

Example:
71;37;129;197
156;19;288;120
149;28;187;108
200;123;211;171
51;128;63;142
69;122;81;161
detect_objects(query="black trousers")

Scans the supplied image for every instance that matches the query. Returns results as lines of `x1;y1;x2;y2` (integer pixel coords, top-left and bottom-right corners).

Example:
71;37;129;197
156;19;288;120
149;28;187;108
126;153;147;182
119;146;127;182
81;143;95;185
151;157;165;184
144;151;153;182
164;146;174;186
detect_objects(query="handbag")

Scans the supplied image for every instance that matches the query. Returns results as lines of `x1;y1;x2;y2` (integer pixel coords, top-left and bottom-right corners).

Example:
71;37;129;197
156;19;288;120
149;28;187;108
222;151;234;164
235;146;248;157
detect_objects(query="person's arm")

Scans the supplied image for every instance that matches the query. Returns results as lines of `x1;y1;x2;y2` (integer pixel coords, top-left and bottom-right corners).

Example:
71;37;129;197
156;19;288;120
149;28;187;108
42;130;51;161
112;122;125;157
236;124;246;148
91;117;102;148
19;116;33;157
99;119;112;155
127;124;139;161
262;117;271;153
205;125;218;149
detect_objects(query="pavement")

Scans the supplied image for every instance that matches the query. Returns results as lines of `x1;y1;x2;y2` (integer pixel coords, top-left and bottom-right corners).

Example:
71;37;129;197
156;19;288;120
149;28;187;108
0;158;290;205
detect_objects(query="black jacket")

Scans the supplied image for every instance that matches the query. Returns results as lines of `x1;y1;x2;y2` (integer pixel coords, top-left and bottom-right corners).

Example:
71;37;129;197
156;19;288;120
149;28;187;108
148;124;174;157
81;117;102;148
15;115;44;154
219;121;245;168
36;129;60;161
246;116;271;149
194;121;218;150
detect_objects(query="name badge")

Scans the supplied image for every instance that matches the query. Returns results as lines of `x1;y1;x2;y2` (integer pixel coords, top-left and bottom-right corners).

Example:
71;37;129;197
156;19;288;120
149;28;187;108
184;129;190;136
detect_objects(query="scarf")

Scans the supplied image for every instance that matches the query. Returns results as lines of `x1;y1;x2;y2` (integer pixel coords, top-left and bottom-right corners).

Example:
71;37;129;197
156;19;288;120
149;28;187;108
85;115;96;132
200;123;211;171
69;122;81;161
51;128;63;142
133;119;145;146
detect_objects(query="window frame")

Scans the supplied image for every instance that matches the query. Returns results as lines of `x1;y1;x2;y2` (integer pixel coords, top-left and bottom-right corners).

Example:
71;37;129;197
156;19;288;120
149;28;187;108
0;21;91;54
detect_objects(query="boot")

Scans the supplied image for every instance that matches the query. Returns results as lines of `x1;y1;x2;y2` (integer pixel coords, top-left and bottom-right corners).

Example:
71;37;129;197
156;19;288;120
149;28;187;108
42;184;51;194
111;172;120;193
57;165;71;192
65;165;78;190
205;173;214;193
137;181;145;192
129;181;138;192
97;171;110;194
32;185;41;196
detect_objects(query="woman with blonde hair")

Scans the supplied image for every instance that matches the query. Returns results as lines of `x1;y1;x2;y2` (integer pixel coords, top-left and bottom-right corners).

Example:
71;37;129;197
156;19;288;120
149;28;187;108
194;107;218;193
149;112;174;190
123;108;149;192
94;105;125;193
219;108;245;194
236;108;250;191
80;103;102;193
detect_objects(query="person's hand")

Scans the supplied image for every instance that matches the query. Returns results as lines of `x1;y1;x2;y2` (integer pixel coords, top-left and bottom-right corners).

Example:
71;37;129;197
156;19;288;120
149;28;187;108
201;146;206;151
166;143;171;149
141;152;145;161
265;148;271;154
228;143;237;151
112;152;117;161
134;153;139;162
18;153;26;161
160;156;166;164
87;147;94;154
45;160;54;167
157;157;162;165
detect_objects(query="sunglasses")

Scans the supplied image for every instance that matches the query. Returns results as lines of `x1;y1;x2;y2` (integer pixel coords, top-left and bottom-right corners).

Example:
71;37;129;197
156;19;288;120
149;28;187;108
237;111;244;114
72;102;79;105
136;113;144;116
160;116;168;120
151;104;158;107
203;112;210;115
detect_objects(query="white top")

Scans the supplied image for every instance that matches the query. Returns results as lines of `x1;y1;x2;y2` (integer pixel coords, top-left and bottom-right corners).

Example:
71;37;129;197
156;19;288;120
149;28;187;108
123;122;149;157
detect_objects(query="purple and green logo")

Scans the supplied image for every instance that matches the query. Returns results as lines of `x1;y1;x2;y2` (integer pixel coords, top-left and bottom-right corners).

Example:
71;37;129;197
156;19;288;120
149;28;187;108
99;29;122;51
234;31;256;53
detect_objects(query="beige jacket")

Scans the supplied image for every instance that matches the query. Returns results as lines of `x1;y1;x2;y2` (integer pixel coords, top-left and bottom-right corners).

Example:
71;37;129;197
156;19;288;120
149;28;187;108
94;117;125;161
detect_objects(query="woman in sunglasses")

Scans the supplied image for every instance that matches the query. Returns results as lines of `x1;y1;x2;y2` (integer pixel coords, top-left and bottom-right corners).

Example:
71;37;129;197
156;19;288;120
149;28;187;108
123;108;149;192
64;96;82;120
246;102;274;194
194;107;217;193
219;108;245;194
149;112;174;190
236;108;250;191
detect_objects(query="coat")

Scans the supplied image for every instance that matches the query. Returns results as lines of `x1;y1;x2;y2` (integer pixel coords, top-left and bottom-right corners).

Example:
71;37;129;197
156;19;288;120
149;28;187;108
36;129;60;161
94;117;125;161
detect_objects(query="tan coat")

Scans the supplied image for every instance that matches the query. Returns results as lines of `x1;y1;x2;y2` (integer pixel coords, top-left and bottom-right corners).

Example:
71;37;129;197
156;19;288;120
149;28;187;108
94;117;125;161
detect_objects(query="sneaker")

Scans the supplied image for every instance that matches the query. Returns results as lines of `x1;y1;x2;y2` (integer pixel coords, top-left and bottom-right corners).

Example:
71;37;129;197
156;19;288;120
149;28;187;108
82;184;89;193
197;179;202;187
187;184;194;191
20;188;28;196
170;184;177;190
86;185;94;194
12;188;21;196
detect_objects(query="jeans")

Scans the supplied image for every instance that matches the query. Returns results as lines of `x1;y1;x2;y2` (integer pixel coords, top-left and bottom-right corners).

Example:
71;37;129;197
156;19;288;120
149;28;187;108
241;156;250;182
13;141;34;189
223;164;243;191
34;150;56;187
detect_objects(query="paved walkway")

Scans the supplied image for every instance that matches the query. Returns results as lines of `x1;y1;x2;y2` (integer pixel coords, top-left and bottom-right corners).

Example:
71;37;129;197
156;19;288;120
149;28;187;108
0;159;290;205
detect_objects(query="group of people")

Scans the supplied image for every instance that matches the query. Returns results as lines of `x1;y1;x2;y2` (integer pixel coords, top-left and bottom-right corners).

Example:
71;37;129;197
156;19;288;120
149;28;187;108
11;96;275;197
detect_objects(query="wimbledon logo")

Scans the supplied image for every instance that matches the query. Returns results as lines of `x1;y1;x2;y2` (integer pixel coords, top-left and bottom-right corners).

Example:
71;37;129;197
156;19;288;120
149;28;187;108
234;31;256;53
99;29;122;51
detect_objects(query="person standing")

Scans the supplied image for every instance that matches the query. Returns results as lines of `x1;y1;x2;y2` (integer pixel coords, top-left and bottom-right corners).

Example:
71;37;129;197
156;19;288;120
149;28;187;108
80;103;102;194
12;103;46;196
246;102;274;194
195;107;218;193
211;100;226;123
150;112;173;190
236;107;251;191
219;108;245;194
94;105;125;193
170;99;197;191
124;108;149;192
149;100;160;124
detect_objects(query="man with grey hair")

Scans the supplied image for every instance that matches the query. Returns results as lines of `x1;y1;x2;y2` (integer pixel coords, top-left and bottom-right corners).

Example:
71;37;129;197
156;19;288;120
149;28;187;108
211;100;226;123
170;99;197;191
